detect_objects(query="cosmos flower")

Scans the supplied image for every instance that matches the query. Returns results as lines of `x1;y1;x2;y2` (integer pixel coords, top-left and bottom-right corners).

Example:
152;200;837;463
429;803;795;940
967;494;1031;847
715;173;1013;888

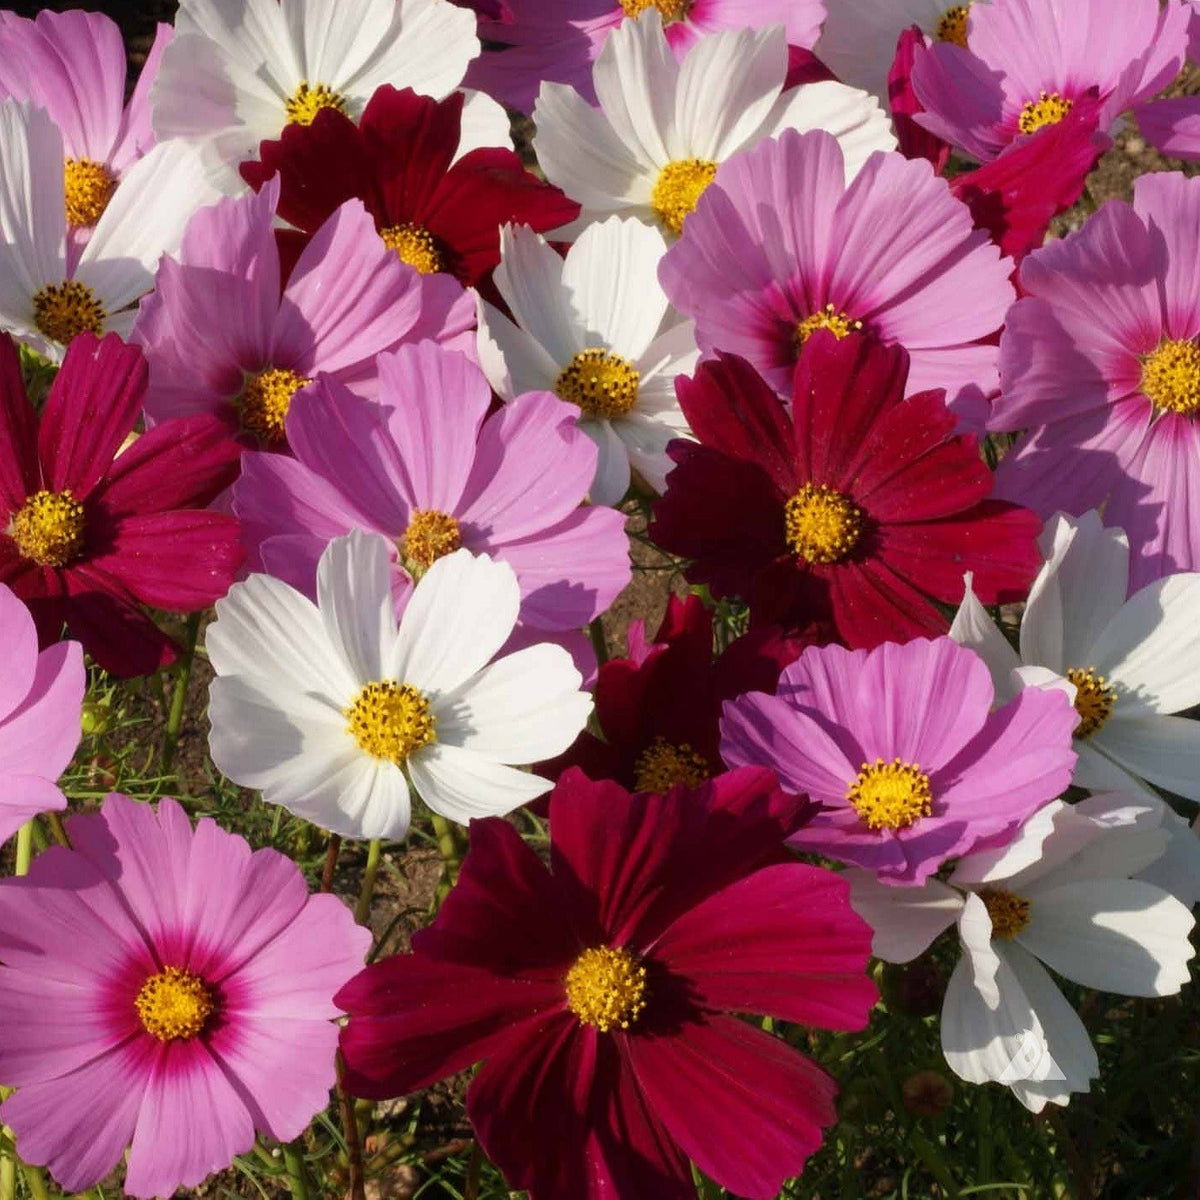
0;333;242;677
1135;95;1200;162
240;86;579;290
649;334;1043;647
533;13;894;237
990;171;1200;587
132;179;475;446
721;636;1079;884
476;217;699;505
207;530;592;840
338;766;878;1200
658;128;1015;418
850;794;1196;1111
0;793;370;1198
950;511;1200;803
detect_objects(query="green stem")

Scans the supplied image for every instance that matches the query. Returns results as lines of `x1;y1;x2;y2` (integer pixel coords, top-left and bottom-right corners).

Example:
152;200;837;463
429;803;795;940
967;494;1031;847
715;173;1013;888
431;814;465;904
353;839;382;926
20;1162;49;1200
909;1126;960;1197
280;1141;312;1200
0;1151;13;1200
44;812;70;849
162;613;202;774
13;822;33;877
588;617;609;668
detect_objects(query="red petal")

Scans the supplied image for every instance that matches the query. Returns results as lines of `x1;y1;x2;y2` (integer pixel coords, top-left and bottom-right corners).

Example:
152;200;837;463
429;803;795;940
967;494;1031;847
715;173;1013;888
60;565;178;677
887;28;952;171
826;556;949;649
0;335;38;511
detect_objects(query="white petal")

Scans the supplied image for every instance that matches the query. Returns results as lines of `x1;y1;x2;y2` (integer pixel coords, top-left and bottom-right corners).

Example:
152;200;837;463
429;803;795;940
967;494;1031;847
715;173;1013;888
1019;513;1074;673
454;90;512;157
315;530;399;684
847;870;963;963
1071;737;1154;796
1092;712;1200;802
1035;793;1172;886
583;418;632;507
408;742;551;824
1137;810;1200;909
948;572;1021;702
952;800;1071;888
326;757;412;842
617;410;682;496
493;224;581;368
957;891;1002;1007
475;294;562;400
288;0;396;90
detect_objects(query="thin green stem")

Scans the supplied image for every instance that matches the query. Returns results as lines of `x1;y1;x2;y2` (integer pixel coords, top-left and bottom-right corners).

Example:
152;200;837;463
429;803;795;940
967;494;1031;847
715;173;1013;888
280;1141;312;1200
353;839;382;926
588;617;609;668
13;822;33;877
0;1151;13;1200
162;613;202;774
20;1161;49;1200
909;1126;960;1197
44;812;70;848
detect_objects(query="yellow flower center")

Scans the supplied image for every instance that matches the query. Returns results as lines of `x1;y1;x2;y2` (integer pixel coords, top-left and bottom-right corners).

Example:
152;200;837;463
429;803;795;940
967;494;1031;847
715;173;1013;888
63;158;117;227
237;367;312;444
401;509;461;575
979;888;1031;940
32;279;106;345
346;680;437;765
8;490;86;567
620;0;691;21
565;946;648;1032
379;223;444;275
935;4;970;47
784;483;863;564
651;159;718;237
1065;667;1116;738
135;967;214;1042
555;349;641;420
847;758;933;830
1018;91;1073;135
631;737;711;794
795;304;863;350
285;80;348;126
1140;338;1200;417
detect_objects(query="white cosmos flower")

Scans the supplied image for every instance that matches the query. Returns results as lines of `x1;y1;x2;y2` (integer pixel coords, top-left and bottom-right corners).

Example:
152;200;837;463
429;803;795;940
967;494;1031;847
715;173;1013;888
950;510;1200;802
0;99;233;359
476;217;700;506
533;13;895;238
850;793;1196;1112
818;0;980;102
207;530;592;841
151;0;509;165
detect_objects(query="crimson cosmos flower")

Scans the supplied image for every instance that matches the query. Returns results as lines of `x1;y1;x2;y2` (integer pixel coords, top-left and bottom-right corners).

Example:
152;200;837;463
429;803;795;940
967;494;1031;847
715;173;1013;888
339;767;877;1200
240;85;579;291
649;332;1042;649
0;333;242;676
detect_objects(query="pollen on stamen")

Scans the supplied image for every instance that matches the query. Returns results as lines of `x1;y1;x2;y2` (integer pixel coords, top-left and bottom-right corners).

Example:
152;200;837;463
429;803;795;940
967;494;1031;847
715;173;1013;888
555;349;641;420
401;509;461;575
979;888;1031;939
285;80;348;126
64;158;117;227
784;483;863;564
632;737;711;794
1018;91;1074;135
847;758;933;831
1065;667;1117;738
135;966;215;1043
346;680;437;766
565;946;648;1032
32;279;106;345
620;0;692;22
1140;338;1200;417
380;223;444;275
8;489;86;567
236;366;312;444
935;4;970;47
651;159;718;236
795;304;863;350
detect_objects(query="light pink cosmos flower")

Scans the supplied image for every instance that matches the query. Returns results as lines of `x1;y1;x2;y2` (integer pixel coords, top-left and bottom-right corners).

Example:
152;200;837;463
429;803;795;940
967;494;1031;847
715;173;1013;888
720;638;1079;885
991;171;1200;589
659;129;1016;425
233;340;631;641
131;178;475;448
0;793;370;1199
910;0;1190;163
0;582;84;843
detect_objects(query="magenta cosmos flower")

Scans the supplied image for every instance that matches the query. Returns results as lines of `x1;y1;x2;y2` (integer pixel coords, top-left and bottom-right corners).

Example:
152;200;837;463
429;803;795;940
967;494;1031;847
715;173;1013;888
234;340;630;641
991;171;1200;589
721;638;1079;885
0;793;370;1198
0;582;84;842
659;129;1015;423
339;767;877;1200
910;0;1190;162
468;0;827;113
132;177;475;447
0;332;242;677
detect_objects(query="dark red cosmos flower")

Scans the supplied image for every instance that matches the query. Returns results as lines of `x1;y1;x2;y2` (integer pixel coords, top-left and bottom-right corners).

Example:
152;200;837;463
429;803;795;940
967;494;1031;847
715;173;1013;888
339;767;877;1200
0;333;242;677
241;86;579;291
649;332;1042;649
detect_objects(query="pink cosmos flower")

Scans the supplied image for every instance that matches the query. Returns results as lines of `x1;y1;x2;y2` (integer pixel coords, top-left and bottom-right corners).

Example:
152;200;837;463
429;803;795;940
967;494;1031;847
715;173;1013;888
466;0;827;114
233;340;631;640
1135;96;1200;162
0;582;84;843
720;637;1079;885
990;171;1200;589
131;178;475;448
658;129;1016;425
0;793;370;1198
910;0;1190;163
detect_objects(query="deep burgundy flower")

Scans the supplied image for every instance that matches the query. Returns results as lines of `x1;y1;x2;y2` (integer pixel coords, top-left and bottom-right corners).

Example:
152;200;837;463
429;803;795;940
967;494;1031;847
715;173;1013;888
240;86;579;291
339;767;877;1200
0;333;242;676
649;332;1042;649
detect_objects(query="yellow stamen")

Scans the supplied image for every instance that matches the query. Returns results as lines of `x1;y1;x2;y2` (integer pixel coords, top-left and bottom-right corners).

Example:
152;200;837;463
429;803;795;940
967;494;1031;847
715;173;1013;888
1140;338;1200;416
795;304;863;350
8;490;86;567
632;737;711;794
1065;667;1116;738
979;888;1031;939
1018;91;1073;135
401;509;461;575
64;158;116;227
847;758;933;830
237;367;312;444
651;159;718;237
555;349;641;420
620;0;691;21
285;80;348;126
565;946;648;1032
135;967;214;1042
31;279;106;345
784;483;863;564
346;680;436;765
379;224;444;275
935;4;970;48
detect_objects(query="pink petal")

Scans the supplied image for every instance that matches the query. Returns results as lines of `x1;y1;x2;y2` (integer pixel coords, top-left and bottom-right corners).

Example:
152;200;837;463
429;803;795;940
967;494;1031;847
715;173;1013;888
0;638;84;780
0;581;38;719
